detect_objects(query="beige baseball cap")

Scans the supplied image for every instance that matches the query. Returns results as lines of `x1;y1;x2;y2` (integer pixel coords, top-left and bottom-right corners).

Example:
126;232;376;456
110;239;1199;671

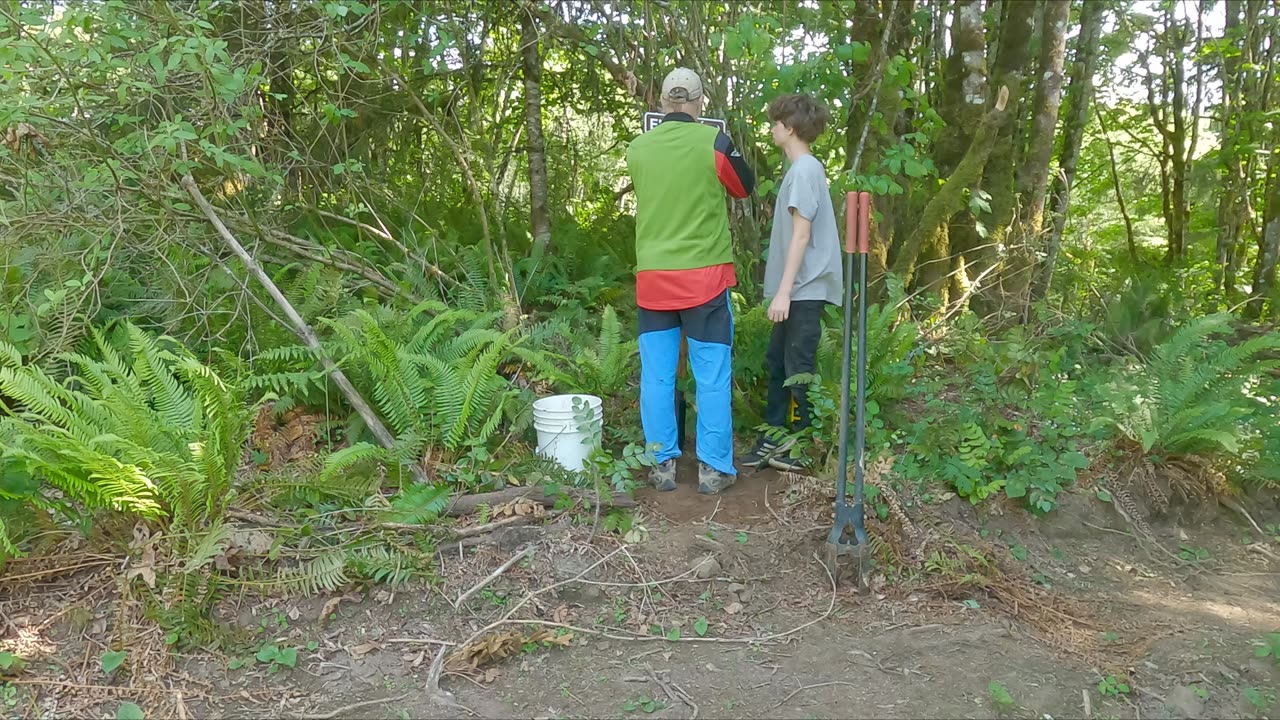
661;67;704;103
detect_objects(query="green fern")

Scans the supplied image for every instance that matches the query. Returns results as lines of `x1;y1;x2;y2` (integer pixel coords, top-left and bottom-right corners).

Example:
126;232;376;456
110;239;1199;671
0;323;256;563
1099;314;1280;465
539;305;638;397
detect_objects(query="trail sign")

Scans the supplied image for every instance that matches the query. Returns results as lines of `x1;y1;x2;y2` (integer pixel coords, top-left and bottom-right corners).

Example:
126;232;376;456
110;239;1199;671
642;111;727;133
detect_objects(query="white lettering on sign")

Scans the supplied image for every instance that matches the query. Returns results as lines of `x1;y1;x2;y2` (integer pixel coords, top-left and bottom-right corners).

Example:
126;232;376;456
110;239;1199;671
641;111;727;133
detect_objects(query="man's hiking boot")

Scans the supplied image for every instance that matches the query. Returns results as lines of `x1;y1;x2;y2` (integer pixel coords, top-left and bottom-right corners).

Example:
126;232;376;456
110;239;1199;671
743;437;795;469
697;462;736;495
650;459;677;492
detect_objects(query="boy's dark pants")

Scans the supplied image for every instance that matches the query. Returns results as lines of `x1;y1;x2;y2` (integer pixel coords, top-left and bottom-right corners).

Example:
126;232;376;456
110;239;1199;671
764;300;828;431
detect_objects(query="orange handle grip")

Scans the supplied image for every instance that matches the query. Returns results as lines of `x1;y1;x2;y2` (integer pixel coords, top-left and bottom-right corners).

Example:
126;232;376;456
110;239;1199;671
845;192;858;254
857;191;871;254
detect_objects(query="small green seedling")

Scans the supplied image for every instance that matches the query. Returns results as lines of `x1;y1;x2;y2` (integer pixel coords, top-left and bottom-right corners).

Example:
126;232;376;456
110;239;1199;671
1098;675;1130;697
735;531;748;545
693;617;709;637
1244;687;1275;714
988;681;1016;714
1178;544;1210;562
255;644;298;673
0;652;24;674
623;695;665;714
1254;633;1280;667
1;683;17;709
116;702;145;720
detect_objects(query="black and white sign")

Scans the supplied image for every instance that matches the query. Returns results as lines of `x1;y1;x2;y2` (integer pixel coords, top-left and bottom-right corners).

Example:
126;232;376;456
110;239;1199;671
642;111;727;133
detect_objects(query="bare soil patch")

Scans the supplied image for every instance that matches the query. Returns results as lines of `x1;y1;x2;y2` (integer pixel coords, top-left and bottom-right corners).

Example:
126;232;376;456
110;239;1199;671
3;457;1278;719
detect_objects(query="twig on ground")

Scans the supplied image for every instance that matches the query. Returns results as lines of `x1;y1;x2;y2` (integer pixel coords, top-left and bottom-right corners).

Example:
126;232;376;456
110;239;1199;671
773;681;860;709
427;545;632;694
384;638;457;646
764;483;788;527
1220;496;1267;537
292;693;409;720
454;543;538;609
1247;543;1280;563
705;498;722;524
651;669;699;719
2;559;114;583
469;553;836;647
1082;688;1092;719
1083;522;1136;539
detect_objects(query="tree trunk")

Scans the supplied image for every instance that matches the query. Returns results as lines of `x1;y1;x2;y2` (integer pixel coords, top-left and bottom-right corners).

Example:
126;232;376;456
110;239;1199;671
1096;107;1140;265
1215;0;1247;302
520;8;552;257
926;0;987;308
1033;0;1104;302
970;0;1036;317
1004;0;1070;316
1248;134;1280;319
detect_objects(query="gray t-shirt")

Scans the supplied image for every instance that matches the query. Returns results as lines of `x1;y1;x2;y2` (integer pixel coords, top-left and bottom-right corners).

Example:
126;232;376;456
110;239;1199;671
763;154;843;306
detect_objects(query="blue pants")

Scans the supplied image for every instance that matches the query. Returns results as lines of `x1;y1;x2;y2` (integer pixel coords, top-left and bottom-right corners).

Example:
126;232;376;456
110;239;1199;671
638;290;736;475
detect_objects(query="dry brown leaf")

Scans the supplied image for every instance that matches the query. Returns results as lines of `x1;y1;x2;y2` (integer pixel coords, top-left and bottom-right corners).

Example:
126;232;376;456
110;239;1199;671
126;544;157;588
347;641;380;659
551;605;575;624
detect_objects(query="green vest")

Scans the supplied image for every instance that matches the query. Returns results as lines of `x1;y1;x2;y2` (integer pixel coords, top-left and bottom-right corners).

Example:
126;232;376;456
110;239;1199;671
626;120;733;272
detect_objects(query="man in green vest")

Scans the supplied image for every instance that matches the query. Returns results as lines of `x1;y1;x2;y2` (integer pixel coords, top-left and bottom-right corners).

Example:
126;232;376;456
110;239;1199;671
625;68;755;495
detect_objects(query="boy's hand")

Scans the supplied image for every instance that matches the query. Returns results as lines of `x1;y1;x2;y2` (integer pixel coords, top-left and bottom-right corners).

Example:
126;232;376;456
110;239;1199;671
768;292;791;322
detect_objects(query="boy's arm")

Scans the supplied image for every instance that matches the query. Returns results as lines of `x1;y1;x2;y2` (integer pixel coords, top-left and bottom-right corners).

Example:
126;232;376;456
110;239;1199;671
767;210;812;322
713;132;755;198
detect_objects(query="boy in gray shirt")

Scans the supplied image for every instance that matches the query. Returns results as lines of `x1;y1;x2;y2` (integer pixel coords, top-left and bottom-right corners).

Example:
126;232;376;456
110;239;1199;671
745;94;841;471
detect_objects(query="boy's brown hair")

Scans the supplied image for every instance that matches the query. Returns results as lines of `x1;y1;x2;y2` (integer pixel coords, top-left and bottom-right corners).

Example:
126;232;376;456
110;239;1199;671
767;93;832;143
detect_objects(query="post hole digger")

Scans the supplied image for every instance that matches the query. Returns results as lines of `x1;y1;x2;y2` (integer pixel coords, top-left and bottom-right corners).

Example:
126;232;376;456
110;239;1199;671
821;191;873;588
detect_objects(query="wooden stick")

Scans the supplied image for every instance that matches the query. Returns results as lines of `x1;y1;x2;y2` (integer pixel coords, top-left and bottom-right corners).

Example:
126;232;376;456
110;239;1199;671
180;175;427;484
291;693;408;720
442;486;635;517
773;681;859;710
454;544;538;608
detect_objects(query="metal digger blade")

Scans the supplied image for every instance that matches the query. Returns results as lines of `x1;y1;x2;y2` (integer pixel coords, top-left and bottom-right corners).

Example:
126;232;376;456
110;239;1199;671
822;501;870;589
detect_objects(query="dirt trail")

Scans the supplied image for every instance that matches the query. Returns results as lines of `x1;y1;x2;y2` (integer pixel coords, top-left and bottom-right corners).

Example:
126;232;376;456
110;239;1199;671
5;459;1279;719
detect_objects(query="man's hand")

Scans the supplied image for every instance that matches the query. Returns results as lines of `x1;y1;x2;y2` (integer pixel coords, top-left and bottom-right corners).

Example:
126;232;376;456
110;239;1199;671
768;292;792;323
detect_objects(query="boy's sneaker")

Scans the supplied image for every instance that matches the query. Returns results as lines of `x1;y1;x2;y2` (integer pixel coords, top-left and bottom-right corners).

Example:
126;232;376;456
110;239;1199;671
743;437;795;469
650;459;677;492
697;462;736;495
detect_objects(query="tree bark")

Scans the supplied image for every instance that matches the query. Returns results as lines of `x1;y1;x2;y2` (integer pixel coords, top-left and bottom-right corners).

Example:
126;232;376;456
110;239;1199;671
1033;0;1104;302
180;175;429;485
520;8;552;257
891;86;1014;281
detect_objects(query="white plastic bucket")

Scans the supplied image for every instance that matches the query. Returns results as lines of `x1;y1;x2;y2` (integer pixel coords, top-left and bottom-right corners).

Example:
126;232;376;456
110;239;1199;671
532;394;603;472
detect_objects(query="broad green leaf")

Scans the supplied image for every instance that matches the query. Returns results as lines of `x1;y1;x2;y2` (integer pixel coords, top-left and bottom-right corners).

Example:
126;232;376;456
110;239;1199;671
116;702;145;720
101;650;127;674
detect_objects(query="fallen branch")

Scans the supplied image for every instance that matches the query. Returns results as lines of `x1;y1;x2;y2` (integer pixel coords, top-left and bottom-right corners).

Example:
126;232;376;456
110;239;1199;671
454;543;538;608
1247;543;1280;563
180;174;428;484
773;681;860;710
443;486;635;517
651;669;699;720
1220;495;1267;537
291;693;408;720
